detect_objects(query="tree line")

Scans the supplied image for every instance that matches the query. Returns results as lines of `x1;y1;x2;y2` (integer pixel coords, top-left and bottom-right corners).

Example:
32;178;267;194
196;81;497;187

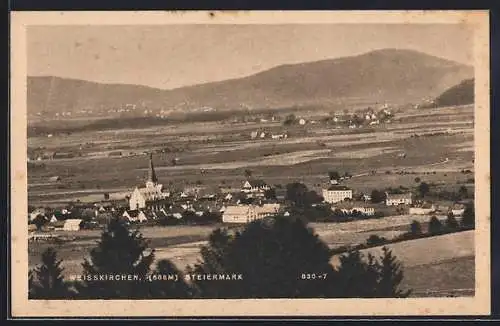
29;214;411;299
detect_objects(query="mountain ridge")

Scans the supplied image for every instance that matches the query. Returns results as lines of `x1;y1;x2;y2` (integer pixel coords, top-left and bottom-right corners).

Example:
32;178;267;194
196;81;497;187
28;49;474;117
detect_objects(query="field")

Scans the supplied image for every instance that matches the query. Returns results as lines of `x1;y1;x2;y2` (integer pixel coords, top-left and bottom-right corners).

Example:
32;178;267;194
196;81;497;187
331;230;475;297
27;105;474;205
27;104;475;297
29;221;474;298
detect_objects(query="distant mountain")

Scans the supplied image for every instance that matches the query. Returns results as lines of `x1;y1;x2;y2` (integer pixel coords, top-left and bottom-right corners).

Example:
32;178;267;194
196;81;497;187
27;49;473;117
434;78;474;107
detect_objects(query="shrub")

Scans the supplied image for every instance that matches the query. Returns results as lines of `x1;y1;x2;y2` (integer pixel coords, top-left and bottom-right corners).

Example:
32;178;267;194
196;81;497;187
409;220;422;236
75;219;161;298
428;216;443;234
366;234;387;246
29;247;76;299
445;212;459;230
461;203;475;229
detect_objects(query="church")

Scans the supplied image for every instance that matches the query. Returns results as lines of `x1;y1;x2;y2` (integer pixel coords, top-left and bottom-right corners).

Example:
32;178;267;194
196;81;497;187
128;153;170;211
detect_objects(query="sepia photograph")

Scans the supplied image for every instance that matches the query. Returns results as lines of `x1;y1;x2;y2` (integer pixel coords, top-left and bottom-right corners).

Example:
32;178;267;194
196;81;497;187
10;11;490;317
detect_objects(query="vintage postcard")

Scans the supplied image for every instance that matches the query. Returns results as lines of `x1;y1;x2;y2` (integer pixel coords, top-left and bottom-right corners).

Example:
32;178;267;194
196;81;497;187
10;10;490;317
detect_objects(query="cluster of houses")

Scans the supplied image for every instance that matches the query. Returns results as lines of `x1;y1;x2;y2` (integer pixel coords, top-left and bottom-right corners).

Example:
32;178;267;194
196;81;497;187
320;178;466;217
29;153;469;235
327;105;394;129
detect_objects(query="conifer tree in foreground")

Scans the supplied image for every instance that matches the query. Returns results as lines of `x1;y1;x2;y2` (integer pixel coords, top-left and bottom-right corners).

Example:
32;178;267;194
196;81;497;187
376;247;411;298
187;228;235;298
428;216;443;235
446;212;460;230
191;214;410;298
461;203;475;229
29;247;75;299
409;220;422;236
190;215;337;298
75;218;156;299
334;250;379;297
75;218;194;299
150;259;197;299
334;247;410;298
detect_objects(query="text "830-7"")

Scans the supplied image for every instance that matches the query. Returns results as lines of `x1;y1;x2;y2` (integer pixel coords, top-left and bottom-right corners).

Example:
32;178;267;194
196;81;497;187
300;273;328;280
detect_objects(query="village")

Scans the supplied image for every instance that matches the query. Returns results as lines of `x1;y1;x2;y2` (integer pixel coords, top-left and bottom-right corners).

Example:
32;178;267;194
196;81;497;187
28;148;471;240
27;105;395;162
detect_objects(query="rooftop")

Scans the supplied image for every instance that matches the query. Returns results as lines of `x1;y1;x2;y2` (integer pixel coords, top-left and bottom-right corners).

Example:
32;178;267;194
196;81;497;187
386;192;412;199
244;179;269;188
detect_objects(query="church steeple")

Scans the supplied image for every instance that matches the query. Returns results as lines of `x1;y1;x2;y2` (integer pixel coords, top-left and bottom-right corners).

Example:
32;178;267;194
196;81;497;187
146;152;158;186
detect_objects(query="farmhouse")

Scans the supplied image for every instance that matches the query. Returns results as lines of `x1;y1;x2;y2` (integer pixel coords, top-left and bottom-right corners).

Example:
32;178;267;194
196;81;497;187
385;192;413;206
62;219;83;231
222;203;281;224
332;202;376;216
322;185;353;204
242;179;271;195
29;208;47;221
129;153;169;210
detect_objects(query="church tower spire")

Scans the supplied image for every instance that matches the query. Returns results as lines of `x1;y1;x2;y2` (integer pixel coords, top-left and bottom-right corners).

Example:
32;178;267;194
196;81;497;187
146;152;158;187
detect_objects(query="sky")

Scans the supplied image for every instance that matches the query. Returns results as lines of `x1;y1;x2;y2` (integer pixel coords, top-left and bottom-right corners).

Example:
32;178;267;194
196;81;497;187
27;24;474;90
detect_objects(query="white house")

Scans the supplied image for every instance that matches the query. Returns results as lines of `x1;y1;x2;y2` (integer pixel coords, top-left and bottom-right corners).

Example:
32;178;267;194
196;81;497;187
129;153;169;210
299;118;306;125
385;193;413;206
222;203;281;224
222;206;251;224
322;186;353;204
409;203;436;215
271;133;288;140
62;219;82;231
449;203;466;216
29;208;47;221
351;206;375;216
337;206;375;216
332;202;376;216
